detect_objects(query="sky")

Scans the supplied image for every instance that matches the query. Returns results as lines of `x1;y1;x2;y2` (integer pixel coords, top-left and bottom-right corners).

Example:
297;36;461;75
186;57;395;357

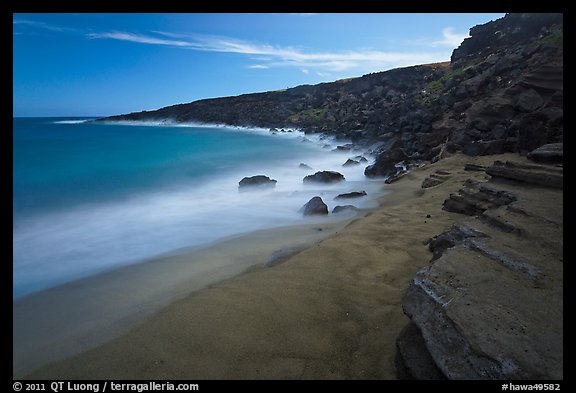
13;13;505;117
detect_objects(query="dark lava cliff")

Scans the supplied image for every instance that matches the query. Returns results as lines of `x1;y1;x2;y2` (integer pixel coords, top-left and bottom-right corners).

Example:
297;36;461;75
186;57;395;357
102;13;562;180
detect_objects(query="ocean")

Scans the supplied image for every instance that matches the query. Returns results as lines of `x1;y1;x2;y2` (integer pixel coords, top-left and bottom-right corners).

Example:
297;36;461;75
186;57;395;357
13;117;383;299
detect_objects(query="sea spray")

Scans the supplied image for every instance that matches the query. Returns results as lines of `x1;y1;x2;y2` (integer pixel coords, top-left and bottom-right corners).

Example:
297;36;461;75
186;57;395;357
13;118;385;299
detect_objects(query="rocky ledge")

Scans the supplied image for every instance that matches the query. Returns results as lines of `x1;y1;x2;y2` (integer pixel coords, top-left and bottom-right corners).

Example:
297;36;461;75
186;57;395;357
396;158;563;379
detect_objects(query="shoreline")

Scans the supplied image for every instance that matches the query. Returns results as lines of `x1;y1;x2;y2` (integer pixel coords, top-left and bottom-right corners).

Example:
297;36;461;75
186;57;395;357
13;117;380;300
13;210;363;378
18;152;524;379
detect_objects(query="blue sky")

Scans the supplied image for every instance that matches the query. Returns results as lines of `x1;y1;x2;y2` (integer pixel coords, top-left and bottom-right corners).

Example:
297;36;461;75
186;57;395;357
13;13;505;117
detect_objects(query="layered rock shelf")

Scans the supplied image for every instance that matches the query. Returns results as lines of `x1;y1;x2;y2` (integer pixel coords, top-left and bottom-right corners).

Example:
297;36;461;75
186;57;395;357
396;160;563;379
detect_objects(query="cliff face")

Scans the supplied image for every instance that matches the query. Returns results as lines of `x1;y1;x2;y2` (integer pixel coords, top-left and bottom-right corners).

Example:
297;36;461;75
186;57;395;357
103;63;449;146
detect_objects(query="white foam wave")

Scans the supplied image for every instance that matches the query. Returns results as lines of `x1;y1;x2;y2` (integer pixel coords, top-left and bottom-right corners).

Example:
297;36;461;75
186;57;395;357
53;119;92;124
101;118;304;134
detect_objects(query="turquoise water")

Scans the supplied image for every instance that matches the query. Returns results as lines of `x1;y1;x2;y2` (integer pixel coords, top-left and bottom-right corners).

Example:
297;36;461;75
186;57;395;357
14;118;315;218
13;118;382;299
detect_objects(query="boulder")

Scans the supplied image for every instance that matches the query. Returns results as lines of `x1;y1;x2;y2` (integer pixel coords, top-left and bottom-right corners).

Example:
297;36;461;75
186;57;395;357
303;171;345;184
527;143;563;164
334;191;367;199
332;205;358;214
238;175;277;189
342;159;360;167
421;177;444;189
486;160;563;189
300;196;328;216
384;169;409;184
334;144;353;152
364;147;408;178
299;163;313;170
515;89;544;112
442;179;517;216
421;171;452;189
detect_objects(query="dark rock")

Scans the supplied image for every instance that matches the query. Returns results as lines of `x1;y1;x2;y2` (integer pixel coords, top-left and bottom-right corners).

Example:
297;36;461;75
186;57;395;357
332;205;358;214
364;147;407;178
384;169;409;184
483;139;507;155
354;156;369;163
334;191;367;199
486;160;563;189
299;163;313;170
462;141;485;157
522;64;564;93
342;159;360;167
493;53;523;75
515;89;544;112
303;171;345;184
238;175;277;189
421;177;444;189
454;75;485;98
400;161;563;379
490;125;507;140
443;179;517;216
527;143;563;164
300;196;328;216
395;322;447;380
334;144;353;152
428;222;488;261
538;107;563;126
402;242;562;378
462;139;507;156
451;13;563;64
514;114;553;153
452;101;471;112
421;171;452;189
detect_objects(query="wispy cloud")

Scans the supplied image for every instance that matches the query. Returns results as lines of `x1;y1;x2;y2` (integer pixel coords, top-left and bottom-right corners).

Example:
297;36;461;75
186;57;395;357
87;31;193;47
89;29;452;74
431;27;469;48
13;19;76;33
248;64;269;69
182;35;447;72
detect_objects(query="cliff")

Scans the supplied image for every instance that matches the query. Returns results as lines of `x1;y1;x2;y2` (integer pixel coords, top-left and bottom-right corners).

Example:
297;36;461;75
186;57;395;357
102;62;449;146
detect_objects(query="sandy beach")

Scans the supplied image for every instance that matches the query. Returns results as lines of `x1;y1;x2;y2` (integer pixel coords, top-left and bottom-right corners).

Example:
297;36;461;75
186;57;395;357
18;152;524;379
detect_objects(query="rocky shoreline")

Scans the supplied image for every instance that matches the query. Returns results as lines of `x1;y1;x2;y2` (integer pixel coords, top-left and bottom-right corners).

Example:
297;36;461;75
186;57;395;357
100;14;562;178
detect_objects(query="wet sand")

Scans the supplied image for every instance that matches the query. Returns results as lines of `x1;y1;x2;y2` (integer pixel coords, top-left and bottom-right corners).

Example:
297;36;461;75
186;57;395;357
18;152;521;379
